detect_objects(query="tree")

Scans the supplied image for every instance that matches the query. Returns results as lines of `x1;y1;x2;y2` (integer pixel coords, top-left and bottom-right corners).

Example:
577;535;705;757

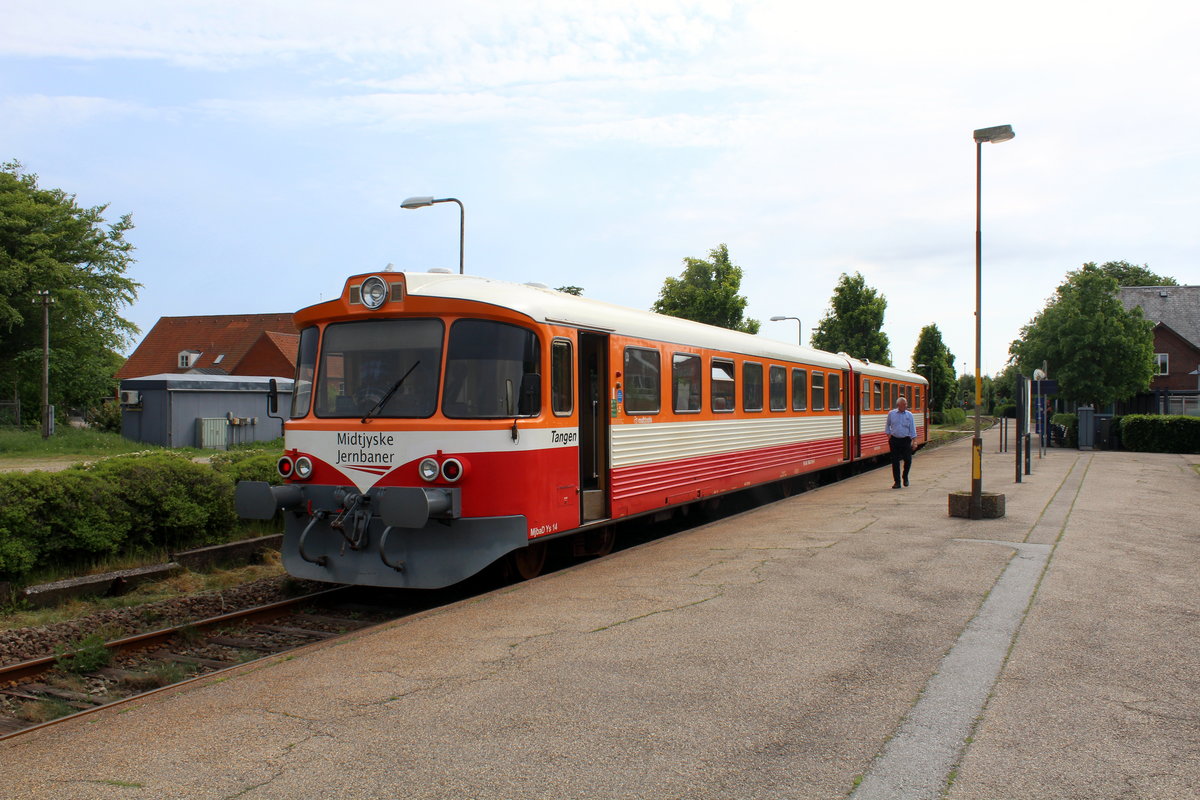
910;324;956;410
1009;263;1154;408
1095;260;1177;287
809;272;891;365
555;285;583;295
0;162;140;421
652;244;760;334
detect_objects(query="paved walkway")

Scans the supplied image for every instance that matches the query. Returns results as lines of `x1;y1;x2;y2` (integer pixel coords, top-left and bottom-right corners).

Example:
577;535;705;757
4;430;1198;799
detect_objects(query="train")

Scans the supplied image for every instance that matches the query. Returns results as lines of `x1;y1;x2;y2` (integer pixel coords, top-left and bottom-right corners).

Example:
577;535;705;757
235;270;929;589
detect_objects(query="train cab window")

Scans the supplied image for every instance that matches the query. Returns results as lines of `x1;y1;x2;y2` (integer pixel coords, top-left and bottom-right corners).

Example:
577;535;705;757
444;319;541;418
792;368;808;411
769;365;787;411
873;380;882;410
711;359;735;412
672;353;702;413
315;318;443;418
623;347;660;414
290;326;319;418
828;372;842;410
551;339;573;416
862;378;871;413
811;371;825;411
742;362;763;412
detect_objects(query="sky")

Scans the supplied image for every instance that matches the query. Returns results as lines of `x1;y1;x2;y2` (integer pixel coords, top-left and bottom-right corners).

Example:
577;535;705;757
3;0;1198;377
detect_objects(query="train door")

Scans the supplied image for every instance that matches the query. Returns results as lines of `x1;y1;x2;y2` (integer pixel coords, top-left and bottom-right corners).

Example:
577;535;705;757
842;368;858;460
578;332;610;521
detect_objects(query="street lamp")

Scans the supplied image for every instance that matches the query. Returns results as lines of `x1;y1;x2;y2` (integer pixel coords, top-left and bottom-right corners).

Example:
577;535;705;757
971;124;1015;519
401;196;465;274
769;316;802;345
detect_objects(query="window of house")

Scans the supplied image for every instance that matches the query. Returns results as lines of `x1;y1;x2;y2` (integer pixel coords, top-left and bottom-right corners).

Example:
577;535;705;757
792;368;808;411
623;347;661;414
673;353;702;413
552;339;573;416
1155;353;1169;376
769;365;787;411
812;370;826;411
828;372;842;410
712;359;735;412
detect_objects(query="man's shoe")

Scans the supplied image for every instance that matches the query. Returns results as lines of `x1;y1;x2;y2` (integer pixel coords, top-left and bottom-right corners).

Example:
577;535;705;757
903;478;909;487
892;483;901;489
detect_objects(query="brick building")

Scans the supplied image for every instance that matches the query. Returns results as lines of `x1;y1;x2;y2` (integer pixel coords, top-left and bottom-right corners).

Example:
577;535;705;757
116;314;299;380
1118;286;1200;415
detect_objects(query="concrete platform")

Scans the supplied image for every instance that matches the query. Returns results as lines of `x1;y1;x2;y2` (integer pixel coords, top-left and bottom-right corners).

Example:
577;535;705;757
4;429;1198;799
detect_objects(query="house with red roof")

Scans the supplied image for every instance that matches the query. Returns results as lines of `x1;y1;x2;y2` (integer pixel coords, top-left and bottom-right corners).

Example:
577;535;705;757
116;314;299;380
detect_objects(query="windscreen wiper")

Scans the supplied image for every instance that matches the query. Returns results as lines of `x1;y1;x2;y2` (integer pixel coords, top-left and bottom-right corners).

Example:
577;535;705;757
361;360;421;423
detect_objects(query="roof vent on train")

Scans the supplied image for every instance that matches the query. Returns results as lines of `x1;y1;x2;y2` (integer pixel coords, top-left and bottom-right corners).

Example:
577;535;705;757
428;268;452;274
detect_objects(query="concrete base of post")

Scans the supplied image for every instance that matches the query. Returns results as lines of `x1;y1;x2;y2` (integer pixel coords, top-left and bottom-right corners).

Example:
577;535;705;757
948;490;1006;519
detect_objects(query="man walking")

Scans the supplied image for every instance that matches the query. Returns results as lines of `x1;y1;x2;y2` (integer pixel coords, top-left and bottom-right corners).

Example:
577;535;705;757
886;395;917;488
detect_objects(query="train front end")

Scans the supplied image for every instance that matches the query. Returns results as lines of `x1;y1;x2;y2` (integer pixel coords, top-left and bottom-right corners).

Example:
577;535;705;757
235;272;573;589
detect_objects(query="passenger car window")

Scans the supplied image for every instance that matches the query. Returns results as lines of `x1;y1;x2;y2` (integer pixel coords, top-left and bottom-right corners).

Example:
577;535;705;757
712;359;735;412
623;347;660;414
673;353;702;413
828;372;841;411
812;371;825;411
792;368;808;411
742;362;763;412
769;366;787;411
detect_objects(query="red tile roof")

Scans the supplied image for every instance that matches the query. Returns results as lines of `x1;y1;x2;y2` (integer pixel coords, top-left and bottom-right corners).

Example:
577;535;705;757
232;331;300;377
116;313;299;380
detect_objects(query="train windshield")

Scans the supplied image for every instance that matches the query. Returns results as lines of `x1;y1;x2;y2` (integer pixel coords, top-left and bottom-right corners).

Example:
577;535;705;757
314;319;444;418
443;319;541;418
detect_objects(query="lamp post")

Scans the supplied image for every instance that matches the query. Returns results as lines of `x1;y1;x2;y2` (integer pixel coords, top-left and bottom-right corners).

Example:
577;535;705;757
33;290;54;438
401;196;465;274
769;315;802;345
971;124;1015;519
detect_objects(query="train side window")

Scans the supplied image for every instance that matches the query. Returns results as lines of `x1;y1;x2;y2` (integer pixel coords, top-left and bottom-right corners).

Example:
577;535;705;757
862;378;871;413
711;359;735;412
792;368;808;411
551;339;573;416
811;371;825;411
623;347;660;414
884;382;892;410
828;372;842;410
290;326;319;418
873;380;882;410
742;362;763;412
672;353;702;413
769;365;787;411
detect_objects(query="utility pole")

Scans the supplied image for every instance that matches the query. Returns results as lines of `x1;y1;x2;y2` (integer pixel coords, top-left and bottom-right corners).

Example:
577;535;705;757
34;290;53;438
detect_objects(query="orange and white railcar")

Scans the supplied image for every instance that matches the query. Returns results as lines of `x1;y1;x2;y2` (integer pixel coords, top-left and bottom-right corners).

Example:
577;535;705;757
236;271;928;589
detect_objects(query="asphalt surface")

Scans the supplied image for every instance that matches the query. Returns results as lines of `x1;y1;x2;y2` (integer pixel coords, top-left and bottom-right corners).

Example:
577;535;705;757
4;429;1197;800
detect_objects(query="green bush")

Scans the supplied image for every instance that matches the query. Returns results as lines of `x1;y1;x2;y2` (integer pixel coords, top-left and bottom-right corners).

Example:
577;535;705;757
87;400;123;434
77;453;235;550
1120;414;1200;453
995;403;1017;419
940;408;966;426
1051;413;1078;448
209;449;282;485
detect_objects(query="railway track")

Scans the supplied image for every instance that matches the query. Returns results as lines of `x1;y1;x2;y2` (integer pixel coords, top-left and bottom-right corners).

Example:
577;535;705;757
0;586;412;742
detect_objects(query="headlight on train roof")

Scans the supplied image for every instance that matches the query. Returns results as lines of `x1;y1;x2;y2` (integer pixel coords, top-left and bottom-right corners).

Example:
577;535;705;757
294;456;314;480
418;457;440;482
360;275;389;309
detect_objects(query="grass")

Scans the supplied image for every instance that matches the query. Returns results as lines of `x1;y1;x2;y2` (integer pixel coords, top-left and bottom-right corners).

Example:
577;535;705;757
0;427;282;462
0;554;289;630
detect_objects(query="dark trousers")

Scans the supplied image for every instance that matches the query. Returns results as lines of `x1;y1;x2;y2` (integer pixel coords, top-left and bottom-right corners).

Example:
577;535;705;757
889;436;912;485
